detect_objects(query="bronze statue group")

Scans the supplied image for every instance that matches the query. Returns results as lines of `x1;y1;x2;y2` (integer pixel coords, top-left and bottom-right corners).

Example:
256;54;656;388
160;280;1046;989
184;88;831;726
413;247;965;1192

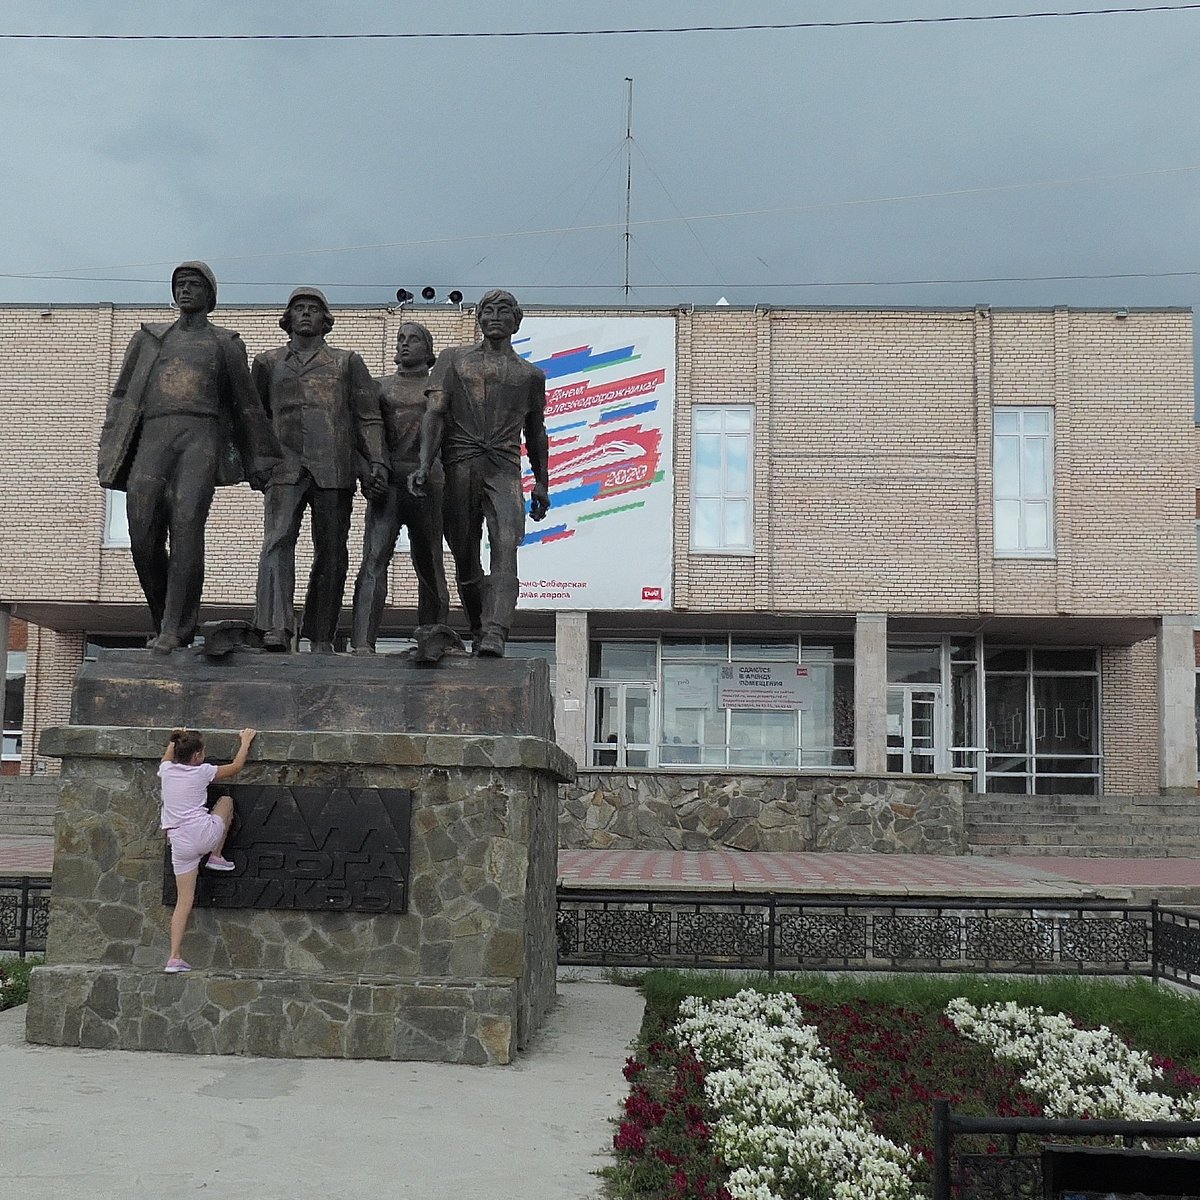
97;262;551;660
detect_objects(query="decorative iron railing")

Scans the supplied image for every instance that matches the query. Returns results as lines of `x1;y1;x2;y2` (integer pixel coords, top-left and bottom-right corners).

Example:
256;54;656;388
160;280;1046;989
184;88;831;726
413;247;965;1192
556;891;1200;990
0;876;50;957
931;1101;1200;1200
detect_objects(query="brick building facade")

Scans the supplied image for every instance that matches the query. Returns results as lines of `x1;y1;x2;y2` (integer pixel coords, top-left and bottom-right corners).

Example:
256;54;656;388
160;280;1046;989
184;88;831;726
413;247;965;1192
0;301;1194;798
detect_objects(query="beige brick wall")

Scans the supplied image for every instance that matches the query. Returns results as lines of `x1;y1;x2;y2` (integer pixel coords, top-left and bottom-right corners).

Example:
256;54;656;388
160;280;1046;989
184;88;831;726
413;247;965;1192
0;303;1192;620
21;624;84;777
1101;638;1160;793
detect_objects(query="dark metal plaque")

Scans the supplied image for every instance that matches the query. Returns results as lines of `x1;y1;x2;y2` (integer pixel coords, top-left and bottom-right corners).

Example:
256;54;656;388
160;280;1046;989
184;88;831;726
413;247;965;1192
162;785;412;914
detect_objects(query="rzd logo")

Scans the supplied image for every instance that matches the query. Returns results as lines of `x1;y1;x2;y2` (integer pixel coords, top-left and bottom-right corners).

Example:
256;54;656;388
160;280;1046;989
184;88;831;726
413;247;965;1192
641;586;663;601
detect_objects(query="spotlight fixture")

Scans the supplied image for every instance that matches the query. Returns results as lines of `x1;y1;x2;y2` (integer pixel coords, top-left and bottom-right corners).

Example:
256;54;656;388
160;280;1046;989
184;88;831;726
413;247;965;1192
421;286;437;301
396;288;414;304
1115;308;1129;320
448;290;464;305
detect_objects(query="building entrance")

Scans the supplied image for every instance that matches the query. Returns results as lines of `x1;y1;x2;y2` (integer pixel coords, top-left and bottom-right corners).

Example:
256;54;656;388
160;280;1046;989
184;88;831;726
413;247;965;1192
887;685;945;775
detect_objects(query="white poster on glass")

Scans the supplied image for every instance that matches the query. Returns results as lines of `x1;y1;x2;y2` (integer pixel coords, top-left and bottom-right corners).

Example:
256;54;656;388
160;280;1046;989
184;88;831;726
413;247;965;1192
515;316;675;610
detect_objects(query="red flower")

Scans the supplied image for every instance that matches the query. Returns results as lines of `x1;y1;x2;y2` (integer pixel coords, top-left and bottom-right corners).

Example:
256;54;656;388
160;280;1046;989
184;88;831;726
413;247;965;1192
613;1120;647;1154
622;1056;646;1081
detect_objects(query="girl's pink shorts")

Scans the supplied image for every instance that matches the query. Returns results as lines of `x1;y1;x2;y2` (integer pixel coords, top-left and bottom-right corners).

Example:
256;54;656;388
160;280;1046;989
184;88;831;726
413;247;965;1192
166;813;226;875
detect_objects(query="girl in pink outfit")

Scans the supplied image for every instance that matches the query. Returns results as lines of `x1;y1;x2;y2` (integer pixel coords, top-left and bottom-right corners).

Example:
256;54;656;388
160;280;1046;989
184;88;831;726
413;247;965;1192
159;726;256;973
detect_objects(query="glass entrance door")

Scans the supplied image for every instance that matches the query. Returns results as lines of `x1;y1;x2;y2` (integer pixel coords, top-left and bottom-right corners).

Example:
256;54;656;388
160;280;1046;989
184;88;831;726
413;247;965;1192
887;686;943;774
590;682;657;767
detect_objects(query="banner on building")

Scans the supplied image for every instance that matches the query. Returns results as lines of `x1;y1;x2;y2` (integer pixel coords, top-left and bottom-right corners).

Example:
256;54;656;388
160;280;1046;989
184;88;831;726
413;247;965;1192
717;664;812;711
515;316;675;610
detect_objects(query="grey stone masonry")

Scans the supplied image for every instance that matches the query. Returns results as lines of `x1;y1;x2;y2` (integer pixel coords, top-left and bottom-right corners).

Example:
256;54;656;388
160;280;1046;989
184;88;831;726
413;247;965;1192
559;771;967;854
27;718;573;1065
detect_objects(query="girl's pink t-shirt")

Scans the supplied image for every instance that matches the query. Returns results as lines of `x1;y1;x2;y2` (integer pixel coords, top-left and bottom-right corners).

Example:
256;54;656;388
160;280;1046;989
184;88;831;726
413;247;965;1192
159;761;218;829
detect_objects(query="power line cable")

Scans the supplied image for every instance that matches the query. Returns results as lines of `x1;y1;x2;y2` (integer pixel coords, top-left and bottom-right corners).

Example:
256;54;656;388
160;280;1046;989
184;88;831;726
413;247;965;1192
4;6;1200;39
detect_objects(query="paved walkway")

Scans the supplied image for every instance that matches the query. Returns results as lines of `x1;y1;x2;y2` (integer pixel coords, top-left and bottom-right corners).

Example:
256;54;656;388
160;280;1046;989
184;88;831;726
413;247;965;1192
558;848;1200;900
7;834;1200;900
0;834;53;875
2;978;642;1200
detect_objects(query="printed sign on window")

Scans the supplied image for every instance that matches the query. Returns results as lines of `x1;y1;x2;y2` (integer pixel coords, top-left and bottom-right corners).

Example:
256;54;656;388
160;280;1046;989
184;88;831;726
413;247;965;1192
717;663;811;711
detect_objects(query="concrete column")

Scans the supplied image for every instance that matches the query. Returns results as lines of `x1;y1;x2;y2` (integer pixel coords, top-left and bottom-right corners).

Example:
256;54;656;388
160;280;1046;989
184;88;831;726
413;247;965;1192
1157;615;1197;792
854;613;888;775
554;611;589;767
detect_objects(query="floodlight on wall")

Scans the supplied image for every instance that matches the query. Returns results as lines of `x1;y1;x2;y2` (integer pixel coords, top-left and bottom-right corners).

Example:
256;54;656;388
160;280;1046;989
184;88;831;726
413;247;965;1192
1115;308;1129;320
448;290;464;305
421;286;437;301
396;288;414;304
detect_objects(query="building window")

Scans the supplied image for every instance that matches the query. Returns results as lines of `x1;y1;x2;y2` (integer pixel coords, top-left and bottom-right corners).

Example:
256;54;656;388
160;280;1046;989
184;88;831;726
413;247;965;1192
993;407;1053;556
103;489;131;548
3;649;25;766
691;406;753;552
586;635;854;769
983;647;1100;794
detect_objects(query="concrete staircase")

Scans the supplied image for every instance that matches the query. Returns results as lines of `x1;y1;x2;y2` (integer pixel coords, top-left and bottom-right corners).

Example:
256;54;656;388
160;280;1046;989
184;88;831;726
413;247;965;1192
965;792;1200;857
0;777;58;837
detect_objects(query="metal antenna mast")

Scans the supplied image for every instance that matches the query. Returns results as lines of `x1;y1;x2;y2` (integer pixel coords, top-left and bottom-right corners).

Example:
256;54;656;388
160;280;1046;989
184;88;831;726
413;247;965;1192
623;76;633;297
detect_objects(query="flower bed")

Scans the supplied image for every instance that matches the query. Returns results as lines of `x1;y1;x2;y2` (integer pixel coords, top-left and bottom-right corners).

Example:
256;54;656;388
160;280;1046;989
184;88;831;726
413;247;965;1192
675;990;917;1200
946;997;1200;1131
607;976;1200;1200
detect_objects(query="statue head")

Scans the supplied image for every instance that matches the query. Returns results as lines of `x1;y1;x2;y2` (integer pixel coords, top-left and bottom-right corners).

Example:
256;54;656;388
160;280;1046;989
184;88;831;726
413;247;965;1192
395;321;436;370
171;261;218;314
279;285;334;336
476;289;522;340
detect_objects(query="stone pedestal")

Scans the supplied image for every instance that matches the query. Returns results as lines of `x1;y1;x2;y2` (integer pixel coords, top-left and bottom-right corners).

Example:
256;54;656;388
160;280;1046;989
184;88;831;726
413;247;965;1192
26;653;574;1064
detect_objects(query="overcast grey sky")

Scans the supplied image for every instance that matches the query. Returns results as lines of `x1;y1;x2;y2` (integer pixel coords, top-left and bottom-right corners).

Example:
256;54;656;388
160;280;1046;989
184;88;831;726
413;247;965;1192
2;1;1199;316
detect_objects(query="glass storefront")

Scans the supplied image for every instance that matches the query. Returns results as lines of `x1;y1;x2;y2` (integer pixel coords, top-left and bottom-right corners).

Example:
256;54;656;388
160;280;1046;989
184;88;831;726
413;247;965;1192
589;636;853;769
3;648;24;766
983;648;1100;794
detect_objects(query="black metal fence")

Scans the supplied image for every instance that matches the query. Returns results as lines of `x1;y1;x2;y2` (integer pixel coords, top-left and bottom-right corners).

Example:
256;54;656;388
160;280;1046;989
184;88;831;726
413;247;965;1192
932;1101;1200;1200
556;891;1200;990
0;876;50;957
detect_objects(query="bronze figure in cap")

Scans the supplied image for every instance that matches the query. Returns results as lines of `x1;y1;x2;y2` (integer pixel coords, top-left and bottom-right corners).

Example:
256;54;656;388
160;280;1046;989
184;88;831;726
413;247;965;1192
252;287;388;652
410;289;550;657
97;262;281;653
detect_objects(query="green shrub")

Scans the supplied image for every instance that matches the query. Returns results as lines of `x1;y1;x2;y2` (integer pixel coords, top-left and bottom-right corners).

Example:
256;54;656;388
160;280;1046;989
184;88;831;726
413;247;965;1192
0;956;41;1011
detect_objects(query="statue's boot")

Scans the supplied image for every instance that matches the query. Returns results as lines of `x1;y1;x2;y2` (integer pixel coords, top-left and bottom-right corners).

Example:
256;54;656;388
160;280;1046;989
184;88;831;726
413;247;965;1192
478;573;519;657
456;575;484;651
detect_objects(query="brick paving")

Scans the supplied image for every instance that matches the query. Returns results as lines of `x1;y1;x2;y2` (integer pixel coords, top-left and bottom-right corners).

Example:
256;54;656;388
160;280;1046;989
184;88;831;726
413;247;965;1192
7;835;1200;899
556;848;1123;896
0;835;53;876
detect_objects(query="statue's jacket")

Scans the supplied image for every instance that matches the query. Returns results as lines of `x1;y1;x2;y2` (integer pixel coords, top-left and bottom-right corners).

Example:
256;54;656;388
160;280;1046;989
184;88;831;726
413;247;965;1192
98;320;282;491
430;342;547;476
252;342;386;490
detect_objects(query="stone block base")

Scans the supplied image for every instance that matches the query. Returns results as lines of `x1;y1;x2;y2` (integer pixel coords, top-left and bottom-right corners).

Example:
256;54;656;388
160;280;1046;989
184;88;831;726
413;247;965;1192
26;964;521;1064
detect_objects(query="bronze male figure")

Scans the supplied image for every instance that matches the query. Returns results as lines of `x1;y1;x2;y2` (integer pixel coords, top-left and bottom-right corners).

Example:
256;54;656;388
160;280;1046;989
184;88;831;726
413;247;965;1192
411;290;550;657
97;262;279;654
252;287;387;652
350;321;450;653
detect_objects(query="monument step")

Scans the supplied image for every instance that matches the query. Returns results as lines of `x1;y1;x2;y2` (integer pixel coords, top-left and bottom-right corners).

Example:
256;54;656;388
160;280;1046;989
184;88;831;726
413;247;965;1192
25;964;526;1064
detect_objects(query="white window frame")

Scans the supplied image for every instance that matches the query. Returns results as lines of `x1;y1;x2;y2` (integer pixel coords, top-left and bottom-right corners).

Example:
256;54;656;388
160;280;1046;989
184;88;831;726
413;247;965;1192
103;489;131;549
992;406;1054;557
690;404;754;554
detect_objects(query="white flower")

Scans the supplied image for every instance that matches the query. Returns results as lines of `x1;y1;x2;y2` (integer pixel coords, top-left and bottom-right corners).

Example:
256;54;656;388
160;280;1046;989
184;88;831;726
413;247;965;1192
677;989;923;1200
945;997;1200;1147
